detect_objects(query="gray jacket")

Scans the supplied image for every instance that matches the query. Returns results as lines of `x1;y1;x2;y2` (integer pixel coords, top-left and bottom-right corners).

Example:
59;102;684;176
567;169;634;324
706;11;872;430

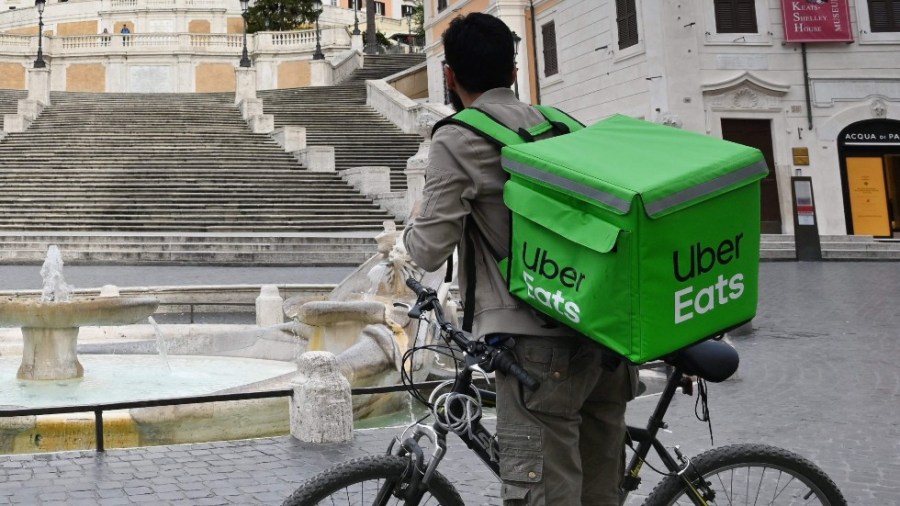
403;88;570;339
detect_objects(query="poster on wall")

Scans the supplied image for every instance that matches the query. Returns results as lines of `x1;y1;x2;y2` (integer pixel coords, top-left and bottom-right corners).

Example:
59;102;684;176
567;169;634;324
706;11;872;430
846;157;891;237
781;0;854;43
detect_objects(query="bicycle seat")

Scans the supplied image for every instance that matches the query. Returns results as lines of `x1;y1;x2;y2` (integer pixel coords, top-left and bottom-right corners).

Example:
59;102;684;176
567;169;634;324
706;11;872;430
666;339;739;383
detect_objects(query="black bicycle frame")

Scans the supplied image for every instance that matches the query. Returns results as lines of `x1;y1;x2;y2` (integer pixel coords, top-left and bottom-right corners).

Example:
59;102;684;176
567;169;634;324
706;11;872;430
621;366;691;501
430;364;704;506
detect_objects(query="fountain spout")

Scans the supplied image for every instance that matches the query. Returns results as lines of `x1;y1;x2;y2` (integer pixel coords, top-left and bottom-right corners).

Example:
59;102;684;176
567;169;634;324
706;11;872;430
40;245;73;303
1;246;159;381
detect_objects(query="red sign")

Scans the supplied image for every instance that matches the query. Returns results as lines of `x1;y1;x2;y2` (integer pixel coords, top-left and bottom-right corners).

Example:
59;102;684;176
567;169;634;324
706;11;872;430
781;0;853;43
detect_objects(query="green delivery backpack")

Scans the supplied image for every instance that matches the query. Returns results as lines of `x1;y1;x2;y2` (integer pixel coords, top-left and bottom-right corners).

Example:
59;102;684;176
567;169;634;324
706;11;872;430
437;107;769;364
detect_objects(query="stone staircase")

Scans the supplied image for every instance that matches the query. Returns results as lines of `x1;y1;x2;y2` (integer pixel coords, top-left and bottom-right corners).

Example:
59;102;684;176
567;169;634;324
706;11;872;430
0;91;398;264
259;54;426;191
0;233;379;265
0;89;27;118
761;234;900;260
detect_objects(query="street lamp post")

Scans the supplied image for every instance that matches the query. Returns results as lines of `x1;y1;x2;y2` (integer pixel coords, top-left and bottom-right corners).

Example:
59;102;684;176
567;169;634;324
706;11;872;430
239;0;251;67
511;31;521;99
352;0;360;36
33;0;46;69
312;0;324;60
406;12;412;49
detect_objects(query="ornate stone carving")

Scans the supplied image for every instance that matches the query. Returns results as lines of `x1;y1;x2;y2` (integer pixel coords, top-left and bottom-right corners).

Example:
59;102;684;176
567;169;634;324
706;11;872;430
732;88;760;109
872;99;887;118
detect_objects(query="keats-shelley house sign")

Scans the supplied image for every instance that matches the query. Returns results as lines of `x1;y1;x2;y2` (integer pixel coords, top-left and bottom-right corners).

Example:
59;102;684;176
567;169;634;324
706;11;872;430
781;0;854;43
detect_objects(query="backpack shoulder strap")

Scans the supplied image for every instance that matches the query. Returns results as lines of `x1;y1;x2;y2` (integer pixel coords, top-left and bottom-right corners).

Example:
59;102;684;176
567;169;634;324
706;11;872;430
432;108;527;148
533;105;586;133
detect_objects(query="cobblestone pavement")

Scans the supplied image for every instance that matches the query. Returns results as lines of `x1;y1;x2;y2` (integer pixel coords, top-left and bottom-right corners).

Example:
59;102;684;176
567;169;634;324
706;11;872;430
0;262;898;505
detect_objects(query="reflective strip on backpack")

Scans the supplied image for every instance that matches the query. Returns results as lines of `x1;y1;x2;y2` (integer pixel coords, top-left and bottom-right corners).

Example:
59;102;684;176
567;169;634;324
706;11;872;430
502;157;632;214
643;160;769;217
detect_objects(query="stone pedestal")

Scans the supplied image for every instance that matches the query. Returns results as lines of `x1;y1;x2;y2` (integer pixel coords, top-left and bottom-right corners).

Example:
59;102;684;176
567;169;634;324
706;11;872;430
290;352;353;443
271;126;307;152
17;99;44;120
256;285;284;327
248;114;274;134
27;68;51;107
3;114;29;134
405;154;427;220
295;146;335;172
310;58;333;87
234;67;258;105
239;98;264;120
18;327;84;380
351;34;363;51
343;166;391;196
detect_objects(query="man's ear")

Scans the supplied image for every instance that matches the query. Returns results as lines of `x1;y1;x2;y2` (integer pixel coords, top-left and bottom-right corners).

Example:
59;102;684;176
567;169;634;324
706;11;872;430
444;65;457;91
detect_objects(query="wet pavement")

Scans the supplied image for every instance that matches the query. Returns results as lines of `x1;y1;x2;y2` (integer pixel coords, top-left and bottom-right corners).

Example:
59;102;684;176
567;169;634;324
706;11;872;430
0;262;898;505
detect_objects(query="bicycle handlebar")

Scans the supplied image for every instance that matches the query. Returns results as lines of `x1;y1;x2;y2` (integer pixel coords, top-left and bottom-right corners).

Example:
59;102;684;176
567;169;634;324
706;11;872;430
405;277;541;391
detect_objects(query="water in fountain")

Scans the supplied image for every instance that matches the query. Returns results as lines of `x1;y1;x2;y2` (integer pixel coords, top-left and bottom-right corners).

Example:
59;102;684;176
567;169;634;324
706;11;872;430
147;316;171;372
39;245;73;302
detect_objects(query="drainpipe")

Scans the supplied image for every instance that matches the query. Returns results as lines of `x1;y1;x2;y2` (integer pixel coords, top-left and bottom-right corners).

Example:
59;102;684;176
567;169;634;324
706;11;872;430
801;43;813;130
529;0;541;105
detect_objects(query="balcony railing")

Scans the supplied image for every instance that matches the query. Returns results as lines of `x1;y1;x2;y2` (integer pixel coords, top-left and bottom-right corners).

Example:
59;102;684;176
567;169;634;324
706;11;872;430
105;0;223;9
0;28;347;58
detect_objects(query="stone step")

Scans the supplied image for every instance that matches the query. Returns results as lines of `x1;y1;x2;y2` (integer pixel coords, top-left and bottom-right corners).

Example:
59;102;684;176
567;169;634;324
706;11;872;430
759;234;900;260
0;235;381;264
0;222;391;232
0;53;427;237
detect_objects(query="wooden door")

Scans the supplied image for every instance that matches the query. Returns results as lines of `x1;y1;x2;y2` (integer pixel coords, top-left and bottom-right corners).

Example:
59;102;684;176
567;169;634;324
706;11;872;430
721;119;782;233
846;157;891;237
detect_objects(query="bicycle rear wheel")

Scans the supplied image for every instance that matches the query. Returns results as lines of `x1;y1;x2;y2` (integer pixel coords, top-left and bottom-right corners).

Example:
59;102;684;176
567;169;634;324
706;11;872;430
282;454;464;506
644;443;847;506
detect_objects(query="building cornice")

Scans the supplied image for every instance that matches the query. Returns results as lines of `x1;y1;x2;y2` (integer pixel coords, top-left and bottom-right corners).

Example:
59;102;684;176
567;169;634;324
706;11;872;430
701;71;790;96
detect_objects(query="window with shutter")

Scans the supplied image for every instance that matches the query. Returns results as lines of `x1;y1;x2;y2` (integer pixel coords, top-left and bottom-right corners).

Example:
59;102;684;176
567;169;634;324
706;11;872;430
713;0;758;33
869;0;900;32
438;0;448;12
542;21;559;77
616;0;639;49
374;1;385;15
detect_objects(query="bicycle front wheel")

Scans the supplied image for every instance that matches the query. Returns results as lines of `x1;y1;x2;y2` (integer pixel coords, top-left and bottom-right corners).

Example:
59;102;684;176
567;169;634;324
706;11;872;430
644;443;847;506
282;454;465;506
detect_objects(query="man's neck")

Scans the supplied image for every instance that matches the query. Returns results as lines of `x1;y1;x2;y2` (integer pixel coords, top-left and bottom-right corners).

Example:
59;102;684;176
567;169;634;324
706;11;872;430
457;89;482;109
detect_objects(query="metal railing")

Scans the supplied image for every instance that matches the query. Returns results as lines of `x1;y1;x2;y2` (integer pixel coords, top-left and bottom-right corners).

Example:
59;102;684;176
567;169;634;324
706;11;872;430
156;301;254;323
0;389;293;453
0;379;487;453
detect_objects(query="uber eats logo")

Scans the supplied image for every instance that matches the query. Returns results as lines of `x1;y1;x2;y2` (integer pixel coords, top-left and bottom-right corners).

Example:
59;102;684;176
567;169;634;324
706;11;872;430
521;242;584;324
672;233;746;324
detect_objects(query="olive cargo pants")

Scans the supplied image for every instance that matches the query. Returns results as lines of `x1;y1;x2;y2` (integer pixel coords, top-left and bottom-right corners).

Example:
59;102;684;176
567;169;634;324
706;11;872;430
495;335;635;506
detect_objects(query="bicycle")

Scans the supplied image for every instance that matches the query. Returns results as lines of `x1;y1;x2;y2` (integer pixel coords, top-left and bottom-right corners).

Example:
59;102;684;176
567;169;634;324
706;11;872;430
283;277;847;506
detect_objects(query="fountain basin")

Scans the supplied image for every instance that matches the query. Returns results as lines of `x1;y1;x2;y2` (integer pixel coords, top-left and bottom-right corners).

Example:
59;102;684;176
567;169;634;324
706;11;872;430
0;296;159;381
0;296;159;328
0;354;298;454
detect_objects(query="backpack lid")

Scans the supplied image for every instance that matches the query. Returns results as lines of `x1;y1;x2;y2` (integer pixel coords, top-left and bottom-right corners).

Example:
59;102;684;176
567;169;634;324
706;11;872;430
500;114;769;218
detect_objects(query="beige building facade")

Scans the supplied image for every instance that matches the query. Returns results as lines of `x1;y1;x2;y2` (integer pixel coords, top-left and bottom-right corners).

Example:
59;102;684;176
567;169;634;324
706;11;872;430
0;0;414;93
422;0;900;238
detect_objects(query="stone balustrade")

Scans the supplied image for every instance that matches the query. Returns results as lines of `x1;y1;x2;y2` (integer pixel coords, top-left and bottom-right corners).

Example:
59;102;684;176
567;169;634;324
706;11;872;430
0;28;347;58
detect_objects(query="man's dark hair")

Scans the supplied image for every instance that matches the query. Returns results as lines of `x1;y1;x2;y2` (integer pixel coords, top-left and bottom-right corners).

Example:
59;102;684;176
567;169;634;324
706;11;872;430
443;13;515;93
